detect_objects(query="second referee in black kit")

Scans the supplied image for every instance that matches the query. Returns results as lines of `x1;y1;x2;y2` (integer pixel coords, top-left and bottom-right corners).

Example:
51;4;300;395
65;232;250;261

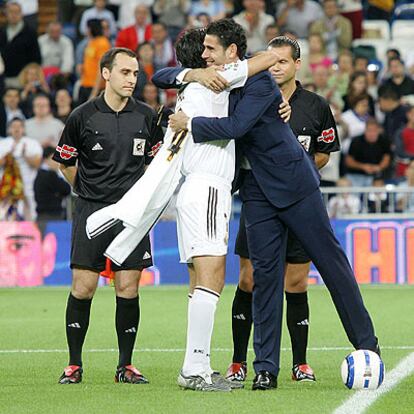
226;36;340;384
53;48;164;385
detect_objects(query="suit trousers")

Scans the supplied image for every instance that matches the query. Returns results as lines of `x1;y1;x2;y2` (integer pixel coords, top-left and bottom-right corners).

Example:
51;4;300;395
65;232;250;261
240;171;377;377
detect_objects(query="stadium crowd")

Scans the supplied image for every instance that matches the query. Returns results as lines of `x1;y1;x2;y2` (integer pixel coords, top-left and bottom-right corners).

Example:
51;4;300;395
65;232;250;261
0;0;414;221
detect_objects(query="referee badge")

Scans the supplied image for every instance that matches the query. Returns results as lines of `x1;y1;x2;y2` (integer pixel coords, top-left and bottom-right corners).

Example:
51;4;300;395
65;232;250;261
297;135;311;152
133;138;146;156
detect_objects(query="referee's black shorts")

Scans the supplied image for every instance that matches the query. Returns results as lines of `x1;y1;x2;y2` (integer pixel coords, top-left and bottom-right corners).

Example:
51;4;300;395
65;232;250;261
234;207;311;264
71;197;153;272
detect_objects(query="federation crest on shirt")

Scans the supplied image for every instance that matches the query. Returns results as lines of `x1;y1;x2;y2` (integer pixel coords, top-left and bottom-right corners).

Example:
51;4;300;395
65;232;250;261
133;138;146;156
317;128;336;143
297;135;311;152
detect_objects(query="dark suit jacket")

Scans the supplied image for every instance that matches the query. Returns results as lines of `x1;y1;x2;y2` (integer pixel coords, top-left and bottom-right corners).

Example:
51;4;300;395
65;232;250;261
152;67;320;208
0;24;41;77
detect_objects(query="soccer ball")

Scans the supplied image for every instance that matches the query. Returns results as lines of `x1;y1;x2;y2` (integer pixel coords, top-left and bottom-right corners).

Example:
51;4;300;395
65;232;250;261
341;349;385;390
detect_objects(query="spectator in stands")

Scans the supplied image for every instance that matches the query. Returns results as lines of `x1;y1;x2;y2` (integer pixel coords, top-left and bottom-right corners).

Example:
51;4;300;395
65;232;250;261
395;105;414;178
78;19;111;104
0;87;25;137
38;21;75;80
190;0;227;22
382;57;414;98
342;94;371;145
312;65;343;110
397;161;414;212
0;1;41;88
264;23;280;44
367;178;388;213
141;82;172;129
307;33;333;72
277;0;323;39
115;5;152;52
25;94;64;147
378;85;408;143
343;71;376;116
338;0;363;39
53;89;73;124
328;50;353;97
153;0;190;41
136;42;155;81
34;146;71;221
18;63;50;117
230;0;274;53
327;177;361;217
0;117;42;220
354;55;368;73
117;0;153;29
79;0;117;38
151;22;176;72
310;0;352;59
345;118;392;187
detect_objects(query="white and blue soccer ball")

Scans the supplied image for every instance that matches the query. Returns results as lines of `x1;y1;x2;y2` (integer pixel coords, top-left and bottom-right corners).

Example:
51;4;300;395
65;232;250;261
341;349;385;390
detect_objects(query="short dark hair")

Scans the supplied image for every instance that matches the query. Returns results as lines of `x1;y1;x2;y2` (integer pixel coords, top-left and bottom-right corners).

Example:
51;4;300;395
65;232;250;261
100;47;138;73
7;116;24;128
87;18;103;37
206;18;247;59
365;117;380;127
378;84;401;101
349;93;369;109
175;29;206;69
389;56;404;66
267;35;301;60
4;86;21;95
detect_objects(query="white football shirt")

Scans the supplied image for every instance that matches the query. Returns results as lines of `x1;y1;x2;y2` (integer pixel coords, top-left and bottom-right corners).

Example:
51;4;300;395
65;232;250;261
176;60;248;183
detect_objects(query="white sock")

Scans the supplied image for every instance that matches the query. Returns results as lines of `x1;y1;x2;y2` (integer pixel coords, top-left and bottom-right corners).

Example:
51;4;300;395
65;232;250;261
182;286;219;377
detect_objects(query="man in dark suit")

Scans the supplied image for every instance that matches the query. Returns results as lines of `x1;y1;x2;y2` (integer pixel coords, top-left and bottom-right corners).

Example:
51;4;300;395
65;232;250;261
0;1;41;88
153;19;380;391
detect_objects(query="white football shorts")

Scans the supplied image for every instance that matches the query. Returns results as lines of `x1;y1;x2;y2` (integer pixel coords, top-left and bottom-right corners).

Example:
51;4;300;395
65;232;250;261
176;174;232;263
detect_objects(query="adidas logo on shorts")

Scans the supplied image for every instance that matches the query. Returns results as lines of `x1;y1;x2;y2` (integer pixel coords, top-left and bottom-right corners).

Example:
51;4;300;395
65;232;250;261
92;143;103;151
142;251;151;260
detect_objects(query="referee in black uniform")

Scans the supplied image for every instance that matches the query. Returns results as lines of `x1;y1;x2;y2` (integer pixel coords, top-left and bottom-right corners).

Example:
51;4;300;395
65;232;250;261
54;48;164;385
226;36;340;384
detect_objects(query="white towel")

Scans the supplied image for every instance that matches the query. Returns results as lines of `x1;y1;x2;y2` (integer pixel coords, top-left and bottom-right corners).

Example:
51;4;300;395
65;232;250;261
85;128;187;264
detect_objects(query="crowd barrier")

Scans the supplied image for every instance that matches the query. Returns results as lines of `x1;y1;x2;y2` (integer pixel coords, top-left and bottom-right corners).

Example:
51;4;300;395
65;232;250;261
0;216;413;287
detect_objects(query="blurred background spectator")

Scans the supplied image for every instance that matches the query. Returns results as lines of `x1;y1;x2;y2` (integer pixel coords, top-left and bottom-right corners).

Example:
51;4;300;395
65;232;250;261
77;18;111;104
53;88;73;123
153;0;190;41
18;62;50;116
277;0;323;39
38;21;74;80
115;4;152;51
345;117;392;187
0;117;42;220
310;0;352;59
79;0;116;38
233;0;275;53
0;86;25;137
25;94;64;147
0;1;41;88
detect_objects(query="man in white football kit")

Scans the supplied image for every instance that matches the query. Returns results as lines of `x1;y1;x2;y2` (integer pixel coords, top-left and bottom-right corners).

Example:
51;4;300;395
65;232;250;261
154;28;288;391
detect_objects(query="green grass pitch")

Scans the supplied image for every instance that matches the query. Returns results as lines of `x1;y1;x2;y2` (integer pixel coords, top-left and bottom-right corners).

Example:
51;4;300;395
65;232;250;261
1;285;413;414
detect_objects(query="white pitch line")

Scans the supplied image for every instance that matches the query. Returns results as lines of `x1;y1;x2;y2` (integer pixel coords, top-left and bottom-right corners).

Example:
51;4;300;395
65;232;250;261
0;345;413;354
333;351;414;414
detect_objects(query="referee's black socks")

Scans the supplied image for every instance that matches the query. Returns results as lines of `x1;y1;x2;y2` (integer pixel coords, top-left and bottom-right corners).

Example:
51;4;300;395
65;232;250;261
116;296;140;367
66;292;92;367
285;291;309;366
231;286;253;363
